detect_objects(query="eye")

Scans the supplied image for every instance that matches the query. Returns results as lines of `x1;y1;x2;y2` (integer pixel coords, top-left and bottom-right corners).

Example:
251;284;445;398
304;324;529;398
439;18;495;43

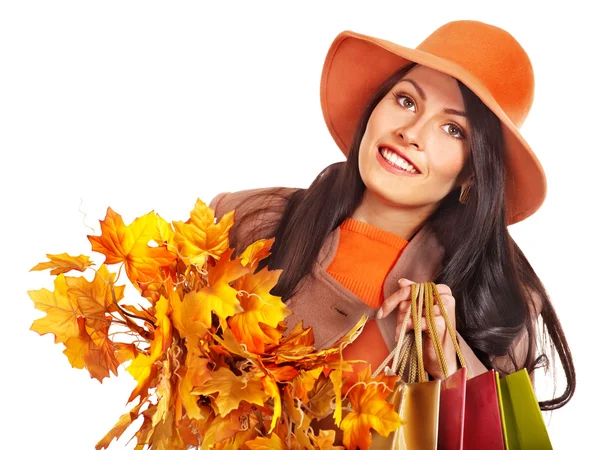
442;123;466;140
393;91;467;141
393;92;416;112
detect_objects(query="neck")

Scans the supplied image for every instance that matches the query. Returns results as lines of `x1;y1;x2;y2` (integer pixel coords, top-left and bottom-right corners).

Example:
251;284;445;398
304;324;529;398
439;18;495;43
350;189;436;241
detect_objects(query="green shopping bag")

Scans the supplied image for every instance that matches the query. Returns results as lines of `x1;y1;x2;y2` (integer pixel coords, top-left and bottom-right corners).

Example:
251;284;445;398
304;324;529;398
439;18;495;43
495;369;553;449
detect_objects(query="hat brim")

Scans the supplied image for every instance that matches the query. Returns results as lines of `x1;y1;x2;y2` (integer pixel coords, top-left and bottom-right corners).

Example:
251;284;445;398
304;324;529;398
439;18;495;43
320;30;547;225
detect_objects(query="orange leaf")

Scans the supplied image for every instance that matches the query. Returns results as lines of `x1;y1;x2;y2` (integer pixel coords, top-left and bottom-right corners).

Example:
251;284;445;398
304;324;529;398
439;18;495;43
65;264;124;330
245;433;286;450
172;199;235;266
189;248;247;327
191;367;267;417
95;403;142;450
312;429;344;450
228;267;290;353
339;366;401;450
127;295;172;402
239;238;274;269
28;274;80;343
63;317;120;381
261;375;281;433
30;252;93;275
87;207;176;289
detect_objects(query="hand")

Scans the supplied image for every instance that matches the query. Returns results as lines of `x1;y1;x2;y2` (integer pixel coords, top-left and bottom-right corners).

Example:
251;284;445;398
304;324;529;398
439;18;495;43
377;278;459;379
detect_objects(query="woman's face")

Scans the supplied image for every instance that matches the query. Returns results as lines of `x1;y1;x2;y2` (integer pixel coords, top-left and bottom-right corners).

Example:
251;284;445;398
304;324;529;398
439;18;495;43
358;65;472;211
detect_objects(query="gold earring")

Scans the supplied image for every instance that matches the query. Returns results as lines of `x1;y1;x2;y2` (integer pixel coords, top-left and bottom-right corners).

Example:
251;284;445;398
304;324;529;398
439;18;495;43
459;185;472;204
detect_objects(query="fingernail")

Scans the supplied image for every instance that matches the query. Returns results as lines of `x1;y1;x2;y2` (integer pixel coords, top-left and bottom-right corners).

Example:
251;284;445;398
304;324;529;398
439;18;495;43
376;308;383;319
398;278;405;284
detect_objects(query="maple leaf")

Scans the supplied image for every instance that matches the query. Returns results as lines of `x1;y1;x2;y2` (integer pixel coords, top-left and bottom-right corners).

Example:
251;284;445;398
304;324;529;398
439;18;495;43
189;248;247;327
200;404;256;449
177;357;212;421
245;433;286;450
127;295;172;402
30;252;94;275
339;366;401;450
191;367;267;417
87;207;176;291
29;273;80;343
63;316;120;381
65;264;124;330
172;198;235;266
262;375;281;433
95;403;142;450
239;238;274;269
313;429;345;450
228;267;290;353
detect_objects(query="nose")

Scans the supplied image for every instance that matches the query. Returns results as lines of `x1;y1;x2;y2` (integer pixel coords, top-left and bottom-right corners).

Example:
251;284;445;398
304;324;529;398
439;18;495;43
396;120;425;150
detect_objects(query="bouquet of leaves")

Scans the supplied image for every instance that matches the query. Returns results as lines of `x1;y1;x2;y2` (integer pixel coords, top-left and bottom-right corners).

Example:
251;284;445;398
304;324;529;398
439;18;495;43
28;199;402;449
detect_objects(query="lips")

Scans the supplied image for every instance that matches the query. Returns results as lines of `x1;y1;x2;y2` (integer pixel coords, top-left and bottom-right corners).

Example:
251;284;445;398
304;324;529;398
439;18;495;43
378;144;421;173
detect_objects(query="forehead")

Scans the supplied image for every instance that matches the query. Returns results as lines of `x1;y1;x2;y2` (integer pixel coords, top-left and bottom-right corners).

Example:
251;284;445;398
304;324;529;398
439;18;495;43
392;65;463;104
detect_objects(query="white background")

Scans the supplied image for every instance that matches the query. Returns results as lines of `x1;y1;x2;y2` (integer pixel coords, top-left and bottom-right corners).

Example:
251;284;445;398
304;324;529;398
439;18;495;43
1;1;597;449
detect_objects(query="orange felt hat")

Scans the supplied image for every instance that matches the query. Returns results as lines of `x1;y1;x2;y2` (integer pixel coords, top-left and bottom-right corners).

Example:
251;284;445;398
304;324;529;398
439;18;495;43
320;20;546;225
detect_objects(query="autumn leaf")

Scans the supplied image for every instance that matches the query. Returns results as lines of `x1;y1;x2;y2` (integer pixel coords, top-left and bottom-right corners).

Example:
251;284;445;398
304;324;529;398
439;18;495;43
87;207;176;290
63;316;120;382
239;238;274;269
312;429;344;450
127;295;172;402
172;198;235;266
339;366;401;450
228;266;290;353
95;403;143;450
65;264;124;330
189;248;247;327
30;252;94;275
191;367;267;417
262;375;281;433
200;405;255;450
245;433;286;450
29;273;80;343
177;357;212;421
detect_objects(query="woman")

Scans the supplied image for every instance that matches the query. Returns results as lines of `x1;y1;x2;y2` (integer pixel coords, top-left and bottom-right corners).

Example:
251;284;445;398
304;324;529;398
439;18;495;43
209;20;575;412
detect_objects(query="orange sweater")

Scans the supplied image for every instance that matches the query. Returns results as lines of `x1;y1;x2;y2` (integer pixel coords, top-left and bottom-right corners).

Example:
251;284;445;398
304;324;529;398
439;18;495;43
326;218;409;386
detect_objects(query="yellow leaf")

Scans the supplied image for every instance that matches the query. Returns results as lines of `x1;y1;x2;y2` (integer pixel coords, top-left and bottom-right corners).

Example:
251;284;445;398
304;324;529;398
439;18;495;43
239;238;274;269
190;249;247;327
262;375;281;433
191;367;267;417
229;267;290;353
127;295;172;402
87;207;176;289
29;274;80;343
312;429;344;450
30;252;94;275
339;366;401;450
63;317;120;381
65;264;124;330
329;369;343;427
245;433;286;450
178;357;212;421
172;199;235;266
95;403;142;450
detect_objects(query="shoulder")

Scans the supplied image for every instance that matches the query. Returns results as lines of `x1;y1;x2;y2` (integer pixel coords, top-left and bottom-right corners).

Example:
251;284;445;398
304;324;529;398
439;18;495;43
209;186;303;255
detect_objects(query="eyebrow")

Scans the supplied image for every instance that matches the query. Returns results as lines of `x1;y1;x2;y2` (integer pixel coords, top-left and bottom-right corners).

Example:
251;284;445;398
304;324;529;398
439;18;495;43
398;79;467;118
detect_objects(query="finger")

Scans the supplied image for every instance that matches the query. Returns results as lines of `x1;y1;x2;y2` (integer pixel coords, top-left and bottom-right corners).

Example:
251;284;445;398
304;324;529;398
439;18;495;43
378;281;415;319
395;316;441;341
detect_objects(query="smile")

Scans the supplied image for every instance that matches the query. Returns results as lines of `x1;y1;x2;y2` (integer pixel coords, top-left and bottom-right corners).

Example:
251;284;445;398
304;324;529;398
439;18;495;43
376;147;421;176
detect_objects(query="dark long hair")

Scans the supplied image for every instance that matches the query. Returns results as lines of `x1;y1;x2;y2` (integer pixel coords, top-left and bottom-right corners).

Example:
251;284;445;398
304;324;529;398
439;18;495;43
239;62;575;411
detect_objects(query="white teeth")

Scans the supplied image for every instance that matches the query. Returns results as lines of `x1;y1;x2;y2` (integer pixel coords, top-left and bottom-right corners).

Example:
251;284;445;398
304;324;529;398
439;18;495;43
380;148;418;174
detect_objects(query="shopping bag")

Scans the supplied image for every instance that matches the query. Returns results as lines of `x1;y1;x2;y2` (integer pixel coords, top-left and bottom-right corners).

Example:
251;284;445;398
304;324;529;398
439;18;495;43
463;369;504;450
427;281;505;450
371;281;442;450
496;369;553;449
